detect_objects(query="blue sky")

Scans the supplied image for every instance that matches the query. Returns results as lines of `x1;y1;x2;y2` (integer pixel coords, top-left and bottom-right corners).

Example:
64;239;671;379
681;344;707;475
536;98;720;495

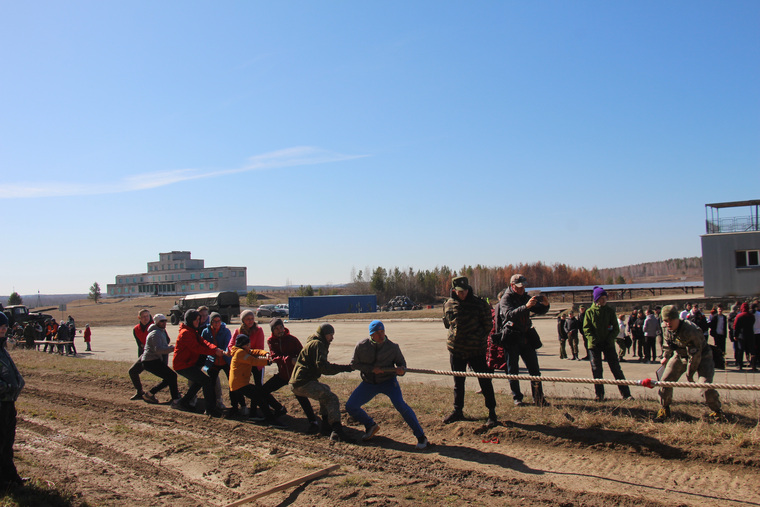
1;1;758;295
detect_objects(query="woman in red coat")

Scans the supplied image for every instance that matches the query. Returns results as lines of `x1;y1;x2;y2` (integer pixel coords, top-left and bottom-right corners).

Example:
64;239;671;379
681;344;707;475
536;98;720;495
172;310;224;417
83;324;92;351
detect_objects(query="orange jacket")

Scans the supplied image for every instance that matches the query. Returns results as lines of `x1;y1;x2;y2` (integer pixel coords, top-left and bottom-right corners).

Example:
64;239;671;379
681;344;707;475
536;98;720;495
228;346;268;391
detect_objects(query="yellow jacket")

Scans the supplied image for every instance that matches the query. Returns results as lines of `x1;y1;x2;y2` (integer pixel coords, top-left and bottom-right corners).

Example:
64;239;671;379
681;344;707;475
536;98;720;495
229;346;268;391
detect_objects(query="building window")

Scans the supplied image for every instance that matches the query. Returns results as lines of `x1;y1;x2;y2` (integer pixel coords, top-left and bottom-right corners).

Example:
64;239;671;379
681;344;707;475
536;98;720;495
218;271;223;277
174;263;178;269
191;274;195;279
209;283;214;290
232;271;236;277
239;271;244;277
181;285;186;291
200;273;205;279
200;283;205;290
190;284;195;290
736;250;760;268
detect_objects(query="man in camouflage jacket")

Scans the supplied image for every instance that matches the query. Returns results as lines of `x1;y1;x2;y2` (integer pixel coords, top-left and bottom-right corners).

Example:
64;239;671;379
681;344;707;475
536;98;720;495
442;276;497;426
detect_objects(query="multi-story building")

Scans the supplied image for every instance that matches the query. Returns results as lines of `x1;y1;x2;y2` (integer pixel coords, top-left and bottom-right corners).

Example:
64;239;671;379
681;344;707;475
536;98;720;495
701;200;760;297
106;251;247;297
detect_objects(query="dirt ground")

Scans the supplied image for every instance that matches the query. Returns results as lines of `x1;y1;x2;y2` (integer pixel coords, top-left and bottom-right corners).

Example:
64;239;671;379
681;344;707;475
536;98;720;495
5;313;760;506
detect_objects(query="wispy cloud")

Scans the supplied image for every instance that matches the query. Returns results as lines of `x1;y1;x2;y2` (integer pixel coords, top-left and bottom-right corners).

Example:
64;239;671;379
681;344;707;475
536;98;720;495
0;146;366;199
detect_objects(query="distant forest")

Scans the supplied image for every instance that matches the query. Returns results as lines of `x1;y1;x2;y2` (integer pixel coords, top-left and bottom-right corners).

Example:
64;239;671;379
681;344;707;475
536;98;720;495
346;257;703;305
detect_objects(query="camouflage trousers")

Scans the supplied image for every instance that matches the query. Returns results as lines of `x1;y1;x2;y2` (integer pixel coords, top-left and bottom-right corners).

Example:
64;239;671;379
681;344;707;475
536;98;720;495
659;353;721;412
291;380;341;425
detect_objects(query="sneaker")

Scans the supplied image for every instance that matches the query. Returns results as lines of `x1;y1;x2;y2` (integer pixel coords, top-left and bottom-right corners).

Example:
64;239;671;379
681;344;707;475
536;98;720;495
623;395;634;401
654;407;670;422
130;392;144;401
206;409;223;418
415;436;429;450
249;415;267;422
240;407;250;417
443;410;465;424
273;406;288;419
361;423;380;442
142;392;158;404
306;421;320;435
486;414;498;428
513;400;526;407
706;410;725;423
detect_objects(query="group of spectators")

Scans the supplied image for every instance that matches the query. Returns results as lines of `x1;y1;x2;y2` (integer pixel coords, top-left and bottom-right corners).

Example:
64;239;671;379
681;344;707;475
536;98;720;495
10;316;91;354
127;306;429;448
555;300;760;373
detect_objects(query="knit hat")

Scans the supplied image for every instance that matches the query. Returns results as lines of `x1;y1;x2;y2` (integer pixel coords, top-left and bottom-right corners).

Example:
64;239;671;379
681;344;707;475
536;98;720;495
235;334;250;348
452;276;470;291
270;318;284;330
592;286;607;302
209;312;221;322
184;309;200;327
369;320;384;335
240;309;255;322
318;323;335;337
661;305;679;321
153;313;167;322
510;274;527;287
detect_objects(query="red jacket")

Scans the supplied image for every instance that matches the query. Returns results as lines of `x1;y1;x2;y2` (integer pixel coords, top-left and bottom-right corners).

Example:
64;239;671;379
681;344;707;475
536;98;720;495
267;328;304;380
172;323;218;371
133;323;151;347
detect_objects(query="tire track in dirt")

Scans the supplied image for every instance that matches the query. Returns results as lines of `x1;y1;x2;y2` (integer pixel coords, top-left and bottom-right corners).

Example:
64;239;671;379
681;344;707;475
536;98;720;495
19;382;760;506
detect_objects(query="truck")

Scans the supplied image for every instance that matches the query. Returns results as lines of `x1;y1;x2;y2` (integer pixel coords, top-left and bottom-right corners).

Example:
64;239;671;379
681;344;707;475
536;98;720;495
168;291;240;325
0;304;54;328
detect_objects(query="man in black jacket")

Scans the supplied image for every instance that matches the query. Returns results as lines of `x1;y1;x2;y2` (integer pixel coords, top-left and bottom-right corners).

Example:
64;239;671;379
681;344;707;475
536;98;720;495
498;274;550;407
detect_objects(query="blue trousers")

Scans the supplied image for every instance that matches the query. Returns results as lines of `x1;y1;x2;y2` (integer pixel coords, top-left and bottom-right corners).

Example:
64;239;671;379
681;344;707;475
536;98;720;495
346;378;424;439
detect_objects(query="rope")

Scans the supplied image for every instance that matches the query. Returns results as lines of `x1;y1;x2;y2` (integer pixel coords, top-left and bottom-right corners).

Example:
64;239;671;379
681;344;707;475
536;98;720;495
386;367;760;391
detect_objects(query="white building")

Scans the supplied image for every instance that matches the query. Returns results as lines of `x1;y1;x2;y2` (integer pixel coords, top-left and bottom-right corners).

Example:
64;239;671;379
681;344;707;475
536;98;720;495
106;251;247;297
701;200;760;298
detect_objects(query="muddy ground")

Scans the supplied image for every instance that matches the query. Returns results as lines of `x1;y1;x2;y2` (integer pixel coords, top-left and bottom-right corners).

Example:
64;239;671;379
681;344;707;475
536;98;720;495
7;341;760;507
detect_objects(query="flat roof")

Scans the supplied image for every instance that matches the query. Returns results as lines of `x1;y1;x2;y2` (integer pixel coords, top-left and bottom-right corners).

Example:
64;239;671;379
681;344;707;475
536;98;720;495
705;200;760;209
526;281;703;293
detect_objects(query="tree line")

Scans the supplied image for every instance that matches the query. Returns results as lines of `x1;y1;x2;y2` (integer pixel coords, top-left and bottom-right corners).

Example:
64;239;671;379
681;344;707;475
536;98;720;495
345;257;702;305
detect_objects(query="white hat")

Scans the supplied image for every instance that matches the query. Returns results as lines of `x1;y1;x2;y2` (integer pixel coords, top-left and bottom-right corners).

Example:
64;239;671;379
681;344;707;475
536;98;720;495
153;313;167;322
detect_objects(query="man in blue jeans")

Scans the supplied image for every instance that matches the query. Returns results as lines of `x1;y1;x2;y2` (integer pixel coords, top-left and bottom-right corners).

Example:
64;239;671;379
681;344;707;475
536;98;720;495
346;320;428;449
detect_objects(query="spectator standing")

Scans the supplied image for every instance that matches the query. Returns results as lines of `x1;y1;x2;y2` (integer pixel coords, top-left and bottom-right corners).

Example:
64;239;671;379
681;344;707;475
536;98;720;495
733;303;755;371
128;309;152;401
564;311;580;360
577;306;590;360
631;310;645;360
83;324;92;351
557;313;568;359
728;303;739;367
172;309;225;417
265;318;317;431
23;323;35;350
289;324;353;441
139;314;179;404
642;309;659;363
616;314;628;361
753;302;760;371
442;276;498;425
708;305;727;357
680;303;692;321
0;313;26;488
498;274;550;407
655;305;723;422
346;320;428;449
582;287;633;401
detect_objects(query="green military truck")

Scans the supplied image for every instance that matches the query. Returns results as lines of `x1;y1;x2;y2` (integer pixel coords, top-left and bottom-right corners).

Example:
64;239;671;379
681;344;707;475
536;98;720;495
168;291;240;325
0;304;53;327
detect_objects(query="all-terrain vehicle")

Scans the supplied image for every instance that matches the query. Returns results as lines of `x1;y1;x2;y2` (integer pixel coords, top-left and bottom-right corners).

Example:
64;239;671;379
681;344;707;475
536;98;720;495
168;291;240;325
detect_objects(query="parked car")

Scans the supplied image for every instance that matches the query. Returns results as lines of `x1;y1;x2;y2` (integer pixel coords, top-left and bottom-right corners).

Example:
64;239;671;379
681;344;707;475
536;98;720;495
274;304;289;317
256;304;277;318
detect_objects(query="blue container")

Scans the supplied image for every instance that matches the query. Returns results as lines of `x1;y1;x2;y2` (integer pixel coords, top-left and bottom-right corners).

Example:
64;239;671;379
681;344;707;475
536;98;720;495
289;295;377;320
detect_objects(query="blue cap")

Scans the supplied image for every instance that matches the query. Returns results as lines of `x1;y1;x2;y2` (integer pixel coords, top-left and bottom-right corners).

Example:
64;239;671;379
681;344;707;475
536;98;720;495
369;320;384;335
